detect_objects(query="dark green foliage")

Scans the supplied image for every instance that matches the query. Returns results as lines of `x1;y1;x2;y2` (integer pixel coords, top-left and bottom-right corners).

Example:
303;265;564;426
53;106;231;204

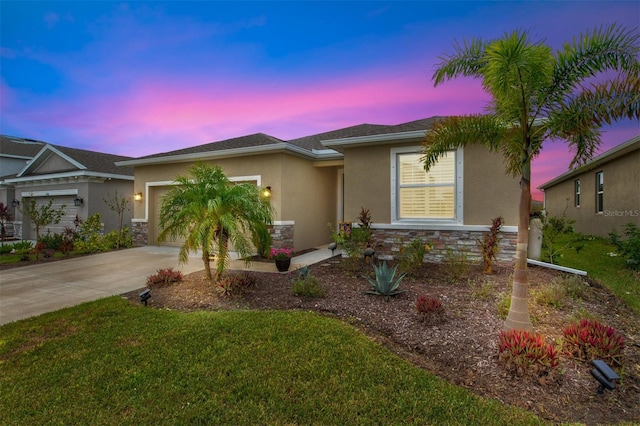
38;232;64;250
252;224;272;259
609;223;640;270
363;261;406;298
542;213;585;264
0;244;12;255
145;268;184;288
102;228;133;250
292;267;327;298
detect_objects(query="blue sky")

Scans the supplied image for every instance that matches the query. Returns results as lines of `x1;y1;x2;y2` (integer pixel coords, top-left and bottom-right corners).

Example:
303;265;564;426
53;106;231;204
1;1;639;198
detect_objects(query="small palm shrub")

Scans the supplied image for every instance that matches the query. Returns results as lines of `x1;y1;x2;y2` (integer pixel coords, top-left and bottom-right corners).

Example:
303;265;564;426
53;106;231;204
562;319;625;365
498;329;559;377
146;268;183;288
415;295;444;323
362;261;406;299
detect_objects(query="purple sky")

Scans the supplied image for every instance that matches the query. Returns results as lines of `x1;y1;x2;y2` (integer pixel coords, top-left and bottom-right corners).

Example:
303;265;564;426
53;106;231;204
1;1;639;199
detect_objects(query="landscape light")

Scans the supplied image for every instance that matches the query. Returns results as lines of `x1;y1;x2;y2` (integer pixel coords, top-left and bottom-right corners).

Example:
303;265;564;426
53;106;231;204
139;289;151;306
590;359;620;394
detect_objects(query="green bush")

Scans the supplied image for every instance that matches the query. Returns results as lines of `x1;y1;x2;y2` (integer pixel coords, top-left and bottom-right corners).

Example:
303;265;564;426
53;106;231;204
443;248;470;282
496;291;510;319
398;239;429;276
38;232;64;250
103;228;133;249
0;244;13;255
292;275;327;298
609;222;640;270
12;240;33;255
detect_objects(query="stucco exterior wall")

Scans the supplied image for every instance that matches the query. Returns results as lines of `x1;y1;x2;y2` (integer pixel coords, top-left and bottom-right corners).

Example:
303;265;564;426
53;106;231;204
463;144;520;226
543;149;640;237
88;180;135;234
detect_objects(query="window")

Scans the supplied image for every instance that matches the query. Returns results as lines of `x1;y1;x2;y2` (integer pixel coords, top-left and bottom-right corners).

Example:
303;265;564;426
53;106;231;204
574;179;581;207
595;171;604;213
391;148;461;221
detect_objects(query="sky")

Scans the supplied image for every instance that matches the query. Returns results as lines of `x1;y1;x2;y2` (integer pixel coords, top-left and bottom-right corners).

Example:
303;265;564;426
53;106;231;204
1;1;639;200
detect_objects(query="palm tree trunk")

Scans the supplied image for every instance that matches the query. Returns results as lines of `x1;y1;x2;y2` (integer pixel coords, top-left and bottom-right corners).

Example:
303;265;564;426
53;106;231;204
504;173;534;331
202;249;212;281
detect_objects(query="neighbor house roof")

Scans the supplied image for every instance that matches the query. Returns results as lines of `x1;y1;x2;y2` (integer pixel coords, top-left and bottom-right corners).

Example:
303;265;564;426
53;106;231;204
538;134;640;190
1;136;134;183
116;117;445;167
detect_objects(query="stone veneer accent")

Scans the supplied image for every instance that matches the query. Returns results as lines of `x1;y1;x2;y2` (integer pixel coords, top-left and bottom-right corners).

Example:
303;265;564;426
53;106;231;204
269;223;294;249
370;227;517;263
131;220;148;246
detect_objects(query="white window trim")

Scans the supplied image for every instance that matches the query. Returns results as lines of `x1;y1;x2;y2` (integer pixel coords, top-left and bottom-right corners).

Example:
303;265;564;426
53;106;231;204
390;146;463;225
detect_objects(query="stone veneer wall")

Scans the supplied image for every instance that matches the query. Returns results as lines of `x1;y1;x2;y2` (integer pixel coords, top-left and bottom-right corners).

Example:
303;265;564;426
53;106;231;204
132;220;148;246
269;224;294;249
370;227;517;263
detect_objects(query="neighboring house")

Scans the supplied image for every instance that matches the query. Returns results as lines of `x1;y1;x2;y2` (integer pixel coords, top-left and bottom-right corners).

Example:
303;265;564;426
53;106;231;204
116;117;521;262
539;134;640;237
0;136;135;240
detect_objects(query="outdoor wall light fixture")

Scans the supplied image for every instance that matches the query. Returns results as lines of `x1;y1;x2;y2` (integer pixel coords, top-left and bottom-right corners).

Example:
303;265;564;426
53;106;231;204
262;186;272;198
11;199;20;208
590;359;620;394
134;192;143;201
139;289;151;306
74;196;84;207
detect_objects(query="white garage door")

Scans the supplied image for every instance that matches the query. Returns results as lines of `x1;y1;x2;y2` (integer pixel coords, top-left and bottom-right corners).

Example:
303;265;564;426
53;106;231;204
27;196;78;239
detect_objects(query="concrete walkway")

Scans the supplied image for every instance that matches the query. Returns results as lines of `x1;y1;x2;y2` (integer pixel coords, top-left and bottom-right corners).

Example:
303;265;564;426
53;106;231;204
0;244;339;325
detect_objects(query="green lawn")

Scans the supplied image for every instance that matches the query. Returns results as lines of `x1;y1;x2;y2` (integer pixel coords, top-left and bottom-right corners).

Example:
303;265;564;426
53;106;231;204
0;298;544;425
554;235;640;314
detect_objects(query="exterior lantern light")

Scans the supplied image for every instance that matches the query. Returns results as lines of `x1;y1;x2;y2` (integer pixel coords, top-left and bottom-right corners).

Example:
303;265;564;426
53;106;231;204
134;192;143;201
74;196;84;207
262;186;272;198
11;199;20;208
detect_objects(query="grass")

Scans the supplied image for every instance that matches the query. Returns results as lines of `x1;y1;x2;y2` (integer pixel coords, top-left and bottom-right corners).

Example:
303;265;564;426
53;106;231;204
553;235;640;315
0;298;544;425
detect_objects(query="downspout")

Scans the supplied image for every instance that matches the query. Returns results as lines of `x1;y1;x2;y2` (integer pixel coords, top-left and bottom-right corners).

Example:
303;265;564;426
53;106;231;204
527;259;587;276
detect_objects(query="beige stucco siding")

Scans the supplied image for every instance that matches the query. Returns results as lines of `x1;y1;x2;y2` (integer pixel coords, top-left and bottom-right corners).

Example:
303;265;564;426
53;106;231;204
463;144;519;226
343;144;393;223
543;149;640;236
280;155;338;249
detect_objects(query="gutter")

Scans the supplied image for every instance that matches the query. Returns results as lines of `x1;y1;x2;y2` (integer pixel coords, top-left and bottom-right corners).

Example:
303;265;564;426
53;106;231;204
527;259;587;276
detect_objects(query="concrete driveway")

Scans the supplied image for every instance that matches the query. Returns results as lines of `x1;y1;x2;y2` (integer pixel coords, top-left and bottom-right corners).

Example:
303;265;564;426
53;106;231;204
0;246;204;325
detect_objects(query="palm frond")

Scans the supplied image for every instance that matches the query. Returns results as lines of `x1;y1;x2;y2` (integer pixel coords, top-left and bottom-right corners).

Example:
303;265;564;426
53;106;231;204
433;37;487;86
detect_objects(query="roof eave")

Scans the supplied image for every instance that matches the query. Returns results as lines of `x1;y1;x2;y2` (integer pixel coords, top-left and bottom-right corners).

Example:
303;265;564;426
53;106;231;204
4;171;134;184
321;130;427;150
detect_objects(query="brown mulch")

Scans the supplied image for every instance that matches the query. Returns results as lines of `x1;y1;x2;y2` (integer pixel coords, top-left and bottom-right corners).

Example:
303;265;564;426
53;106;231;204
124;258;640;425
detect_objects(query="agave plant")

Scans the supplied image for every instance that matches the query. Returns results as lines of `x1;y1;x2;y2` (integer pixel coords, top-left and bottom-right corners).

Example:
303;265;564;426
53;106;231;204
363;261;406;299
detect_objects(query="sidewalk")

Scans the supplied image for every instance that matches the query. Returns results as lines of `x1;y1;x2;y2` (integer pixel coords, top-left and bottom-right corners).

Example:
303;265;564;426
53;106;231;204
227;244;340;273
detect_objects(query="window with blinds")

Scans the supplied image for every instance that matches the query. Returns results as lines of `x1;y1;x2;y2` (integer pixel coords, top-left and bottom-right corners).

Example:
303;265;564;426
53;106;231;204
397;152;455;219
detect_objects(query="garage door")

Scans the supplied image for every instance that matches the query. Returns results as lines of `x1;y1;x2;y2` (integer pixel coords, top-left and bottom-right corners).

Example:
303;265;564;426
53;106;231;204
151;186;185;247
26;196;78;239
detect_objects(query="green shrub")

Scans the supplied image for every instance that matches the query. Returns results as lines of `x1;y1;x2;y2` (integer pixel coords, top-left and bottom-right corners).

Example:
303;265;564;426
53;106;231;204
292;275;327;298
76;213;106;253
533;283;566;308
498;329;559;377
471;280;497;301
496;291;510;319
103;228;133;249
560;275;588;300
38;232;64;250
12;240;33;255
362;261;406;299
562;319;625;365
443;248;470;282
252;224;272;259
609;222;640;270
398;239;430;276
146;268;184;288
415;295;444;323
0;244;13;255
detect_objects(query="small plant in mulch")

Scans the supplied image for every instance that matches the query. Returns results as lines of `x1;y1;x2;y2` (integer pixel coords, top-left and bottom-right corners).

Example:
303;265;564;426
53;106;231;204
362;261;406;300
477;216;503;274
146;268;184;288
415;294;445;324
216;272;258;297
291;266;327;298
562;319;625;366
498;329;559;381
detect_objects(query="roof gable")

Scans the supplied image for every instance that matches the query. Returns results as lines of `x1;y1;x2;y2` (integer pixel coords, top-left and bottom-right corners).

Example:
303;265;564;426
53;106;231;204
17;144;85;177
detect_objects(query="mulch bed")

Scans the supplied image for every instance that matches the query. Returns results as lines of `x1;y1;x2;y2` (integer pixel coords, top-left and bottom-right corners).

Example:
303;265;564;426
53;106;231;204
126;258;638;424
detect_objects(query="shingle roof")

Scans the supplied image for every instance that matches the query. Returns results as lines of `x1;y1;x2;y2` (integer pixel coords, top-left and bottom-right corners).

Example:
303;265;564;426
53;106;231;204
135;133;286;160
0;136;46;158
0;135;134;178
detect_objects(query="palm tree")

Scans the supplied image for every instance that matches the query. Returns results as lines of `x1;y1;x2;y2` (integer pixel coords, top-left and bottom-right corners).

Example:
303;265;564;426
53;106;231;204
159;163;274;282
422;25;639;331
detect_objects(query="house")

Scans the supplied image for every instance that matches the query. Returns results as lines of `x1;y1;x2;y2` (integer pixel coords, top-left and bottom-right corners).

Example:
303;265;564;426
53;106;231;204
0;136;135;240
539;134;640;237
116;117;521;262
